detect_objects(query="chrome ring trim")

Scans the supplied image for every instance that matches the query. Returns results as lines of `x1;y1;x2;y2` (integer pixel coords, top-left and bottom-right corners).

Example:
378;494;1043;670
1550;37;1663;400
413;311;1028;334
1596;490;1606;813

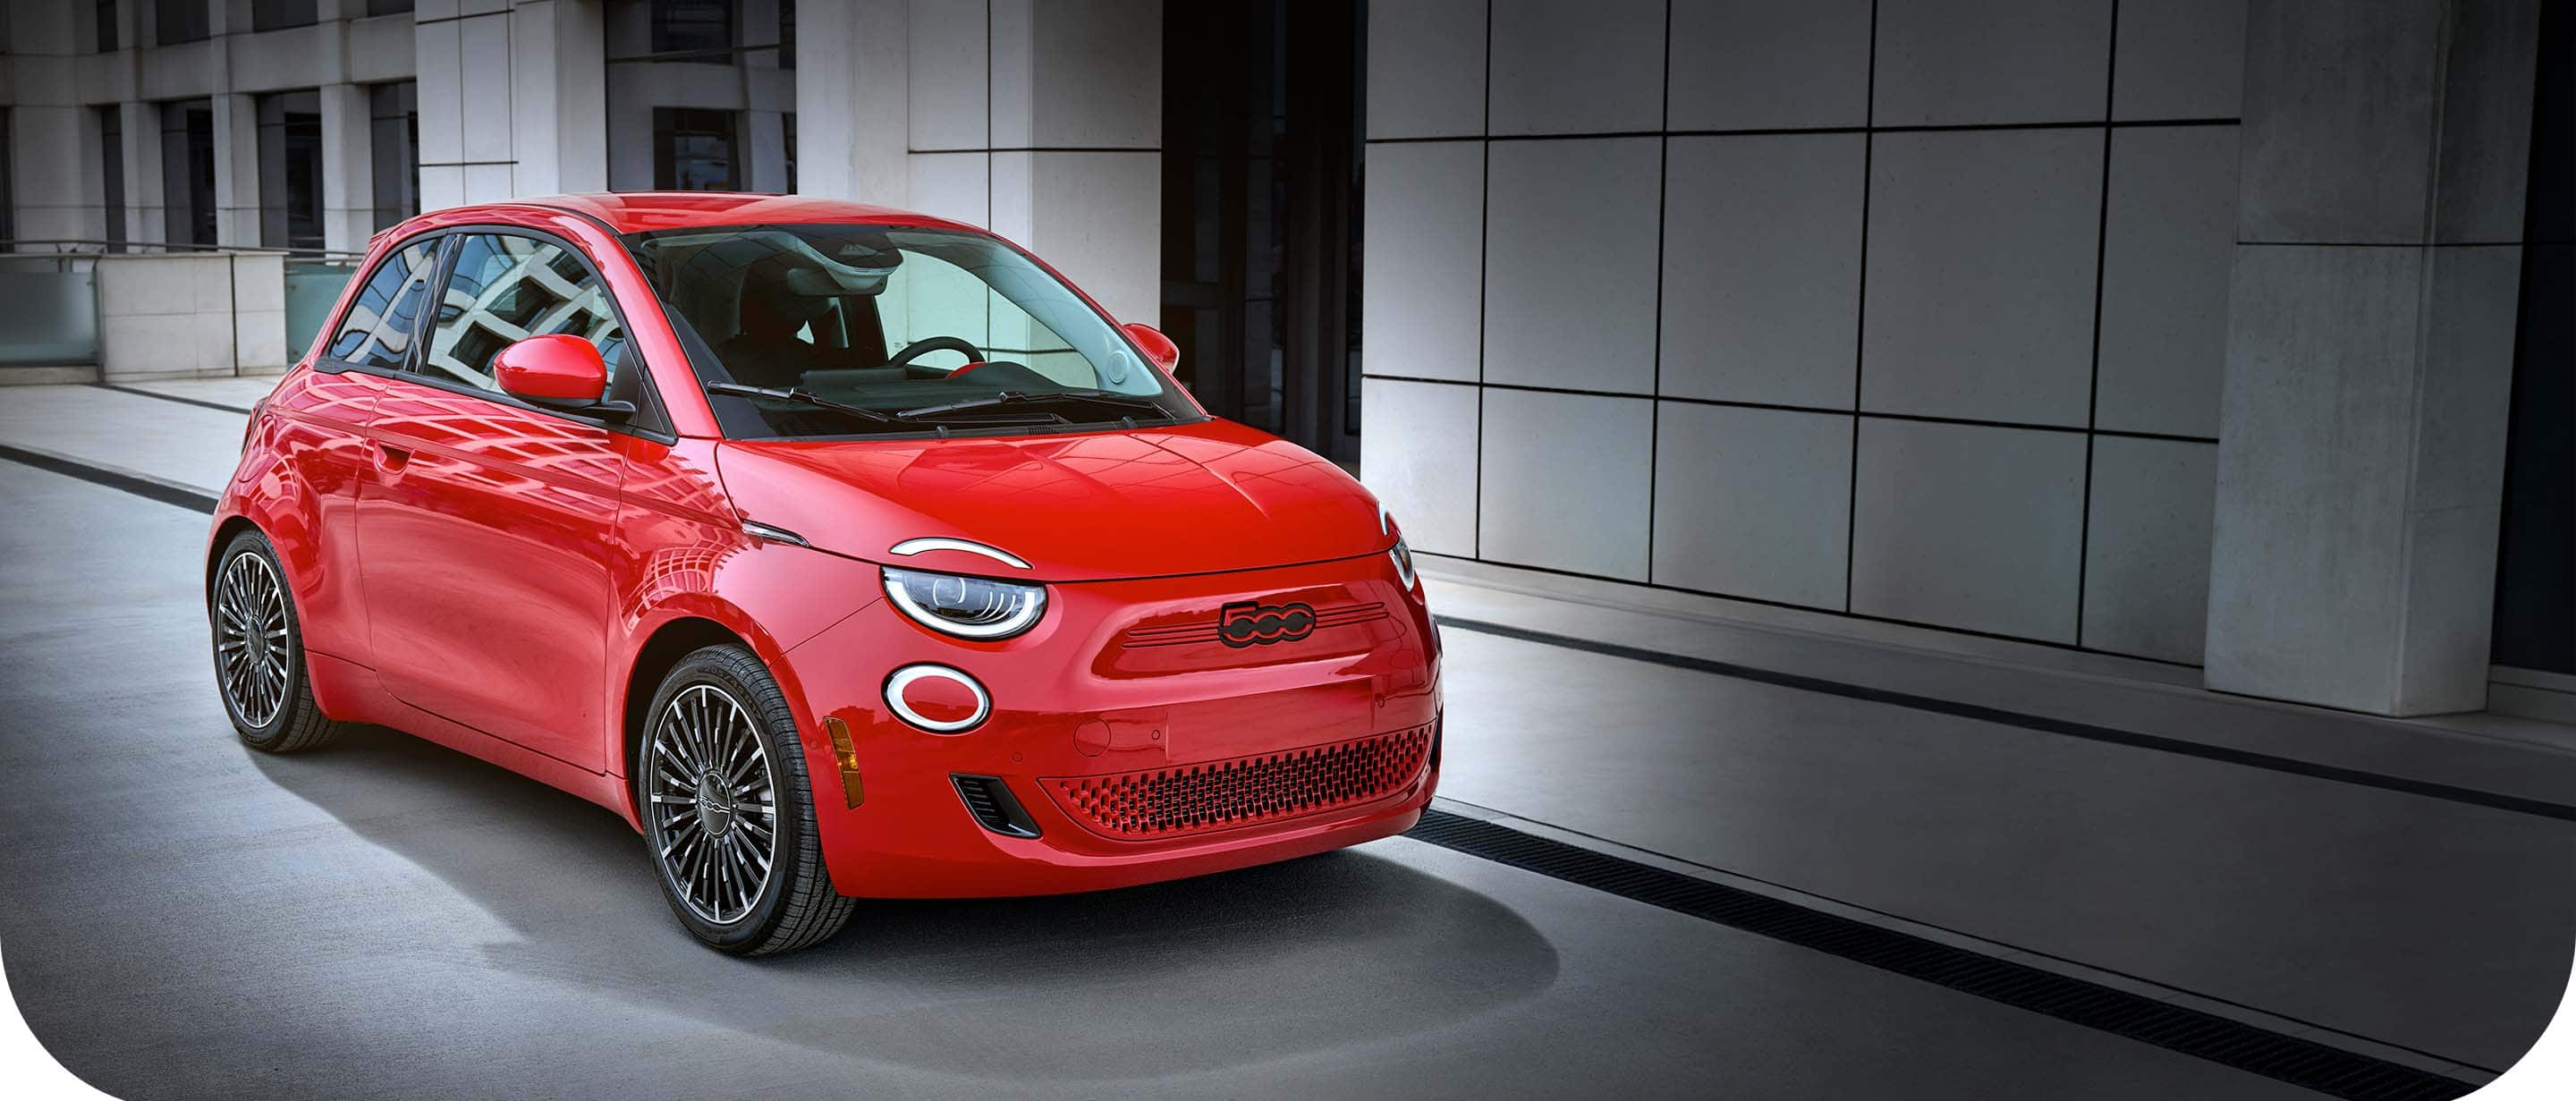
884;664;991;733
887;537;1031;570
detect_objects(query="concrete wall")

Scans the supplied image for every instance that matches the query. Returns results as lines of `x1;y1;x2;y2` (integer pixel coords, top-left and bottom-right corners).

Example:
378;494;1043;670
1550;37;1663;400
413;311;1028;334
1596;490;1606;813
416;0;607;207
1360;0;2245;665
798;0;1164;326
94;251;289;378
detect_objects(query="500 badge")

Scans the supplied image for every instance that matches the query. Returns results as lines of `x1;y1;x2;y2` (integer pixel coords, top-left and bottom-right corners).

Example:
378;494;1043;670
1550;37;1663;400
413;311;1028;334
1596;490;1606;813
1217;601;1318;648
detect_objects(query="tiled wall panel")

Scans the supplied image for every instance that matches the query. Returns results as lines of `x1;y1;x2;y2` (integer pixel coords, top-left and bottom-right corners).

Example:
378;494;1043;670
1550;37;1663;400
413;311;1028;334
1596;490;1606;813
1361;2;2246;663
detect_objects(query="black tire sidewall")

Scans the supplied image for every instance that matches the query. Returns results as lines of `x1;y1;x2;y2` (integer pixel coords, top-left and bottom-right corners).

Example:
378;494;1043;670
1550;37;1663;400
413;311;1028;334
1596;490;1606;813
635;646;815;953
211;530;309;749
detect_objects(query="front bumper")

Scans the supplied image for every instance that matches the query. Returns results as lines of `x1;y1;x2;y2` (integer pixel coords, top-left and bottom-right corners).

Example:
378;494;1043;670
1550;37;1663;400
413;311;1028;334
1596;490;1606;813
778;551;1442;898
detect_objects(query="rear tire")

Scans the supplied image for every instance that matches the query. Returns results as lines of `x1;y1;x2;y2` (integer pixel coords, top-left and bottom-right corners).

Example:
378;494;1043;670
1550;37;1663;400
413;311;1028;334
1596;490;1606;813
210;529;344;753
636;644;855;955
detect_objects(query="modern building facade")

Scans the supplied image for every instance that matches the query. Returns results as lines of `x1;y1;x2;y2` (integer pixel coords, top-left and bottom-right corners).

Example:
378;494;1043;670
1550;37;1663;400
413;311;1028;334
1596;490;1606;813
0;0;2565;721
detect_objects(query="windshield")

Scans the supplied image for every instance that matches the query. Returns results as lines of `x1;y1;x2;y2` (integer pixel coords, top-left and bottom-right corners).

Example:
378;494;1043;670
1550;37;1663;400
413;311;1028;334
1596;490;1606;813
623;224;1199;439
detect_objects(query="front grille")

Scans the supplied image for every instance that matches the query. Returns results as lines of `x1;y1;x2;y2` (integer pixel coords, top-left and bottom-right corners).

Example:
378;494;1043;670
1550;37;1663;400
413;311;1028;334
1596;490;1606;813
1121;601;1388;648
1044;724;1434;840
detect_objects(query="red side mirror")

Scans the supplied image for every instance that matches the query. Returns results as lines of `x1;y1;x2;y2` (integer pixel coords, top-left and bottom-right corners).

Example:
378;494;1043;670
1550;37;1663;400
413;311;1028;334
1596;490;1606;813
493;335;609;406
1122;322;1180;373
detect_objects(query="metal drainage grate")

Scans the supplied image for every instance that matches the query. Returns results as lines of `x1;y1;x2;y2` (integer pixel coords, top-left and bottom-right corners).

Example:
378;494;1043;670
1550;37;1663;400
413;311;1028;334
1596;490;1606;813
1404;809;2477;1101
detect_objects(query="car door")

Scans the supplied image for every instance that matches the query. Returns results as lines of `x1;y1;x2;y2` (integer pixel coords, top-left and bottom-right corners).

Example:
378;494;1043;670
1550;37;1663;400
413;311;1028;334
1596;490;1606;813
357;229;640;771
262;235;443;664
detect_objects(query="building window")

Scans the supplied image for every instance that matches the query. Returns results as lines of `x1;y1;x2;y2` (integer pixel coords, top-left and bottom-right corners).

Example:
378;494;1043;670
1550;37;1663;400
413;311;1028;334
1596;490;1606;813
257;90;324;251
100;107;127;250
367;0;415;14
1;111;13;250
155;0;210;45
782;113;797;194
160;99;216;247
369;81;419;231
94;1;116;52
252;0;318;32
650;0;733;56
778;0;795;67
654;108;739;191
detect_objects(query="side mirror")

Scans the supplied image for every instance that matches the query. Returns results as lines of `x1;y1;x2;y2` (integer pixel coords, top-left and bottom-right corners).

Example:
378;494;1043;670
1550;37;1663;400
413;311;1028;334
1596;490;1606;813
493;335;630;418
1122;322;1180;373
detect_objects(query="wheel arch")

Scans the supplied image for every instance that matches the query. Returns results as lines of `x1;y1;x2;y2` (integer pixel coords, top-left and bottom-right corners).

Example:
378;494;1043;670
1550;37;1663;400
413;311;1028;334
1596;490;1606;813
204;514;265;604
619;615;754;818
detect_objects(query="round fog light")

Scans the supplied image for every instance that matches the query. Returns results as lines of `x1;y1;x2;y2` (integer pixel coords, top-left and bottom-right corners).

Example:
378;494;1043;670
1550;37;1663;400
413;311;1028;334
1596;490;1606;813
885;665;990;733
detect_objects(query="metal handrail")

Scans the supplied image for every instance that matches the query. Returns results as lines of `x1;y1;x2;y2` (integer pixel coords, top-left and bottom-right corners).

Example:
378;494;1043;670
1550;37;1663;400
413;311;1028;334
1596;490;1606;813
0;239;368;260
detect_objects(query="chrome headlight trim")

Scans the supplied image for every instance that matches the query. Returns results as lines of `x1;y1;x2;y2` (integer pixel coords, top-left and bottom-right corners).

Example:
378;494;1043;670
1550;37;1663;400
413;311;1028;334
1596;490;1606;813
1389;537;1419;589
886;537;1031;571
882;567;1047;639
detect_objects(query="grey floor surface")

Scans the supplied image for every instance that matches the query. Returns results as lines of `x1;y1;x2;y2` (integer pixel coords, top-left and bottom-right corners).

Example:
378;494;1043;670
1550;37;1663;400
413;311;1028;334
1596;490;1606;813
0;381;2568;1097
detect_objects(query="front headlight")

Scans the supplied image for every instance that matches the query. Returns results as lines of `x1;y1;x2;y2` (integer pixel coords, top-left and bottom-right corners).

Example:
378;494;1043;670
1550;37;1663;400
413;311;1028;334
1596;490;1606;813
883;567;1046;639
1389;536;1418;589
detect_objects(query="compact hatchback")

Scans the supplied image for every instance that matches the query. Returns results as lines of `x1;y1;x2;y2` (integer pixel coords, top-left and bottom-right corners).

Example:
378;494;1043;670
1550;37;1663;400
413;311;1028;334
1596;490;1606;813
208;193;1440;954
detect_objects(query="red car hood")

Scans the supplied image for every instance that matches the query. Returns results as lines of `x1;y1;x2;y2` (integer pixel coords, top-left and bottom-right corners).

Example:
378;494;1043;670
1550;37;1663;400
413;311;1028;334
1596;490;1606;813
714;420;1389;581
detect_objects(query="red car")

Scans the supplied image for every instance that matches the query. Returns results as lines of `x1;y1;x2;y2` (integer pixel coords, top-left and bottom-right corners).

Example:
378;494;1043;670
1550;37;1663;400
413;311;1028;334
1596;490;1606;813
207;193;1441;954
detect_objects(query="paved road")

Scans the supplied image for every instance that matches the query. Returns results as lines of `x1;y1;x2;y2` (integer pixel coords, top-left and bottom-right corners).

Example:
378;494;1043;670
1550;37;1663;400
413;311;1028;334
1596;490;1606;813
0;444;2332;1099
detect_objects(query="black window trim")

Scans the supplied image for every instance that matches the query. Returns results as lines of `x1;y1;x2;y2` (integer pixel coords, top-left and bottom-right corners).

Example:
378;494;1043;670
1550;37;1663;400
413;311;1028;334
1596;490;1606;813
318;224;677;445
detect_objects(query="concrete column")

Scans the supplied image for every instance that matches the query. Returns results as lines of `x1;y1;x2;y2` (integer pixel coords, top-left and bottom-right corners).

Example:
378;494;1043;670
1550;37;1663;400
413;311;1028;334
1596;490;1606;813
417;0;606;207
4;0;99;243
212;92;259;246
985;0;1163;325
2205;0;2544;715
796;0;910;203
318;83;375;253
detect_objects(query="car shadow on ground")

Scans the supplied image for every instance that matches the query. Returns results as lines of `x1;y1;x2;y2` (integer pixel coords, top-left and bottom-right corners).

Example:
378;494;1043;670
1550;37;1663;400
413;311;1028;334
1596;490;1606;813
247;724;1562;1081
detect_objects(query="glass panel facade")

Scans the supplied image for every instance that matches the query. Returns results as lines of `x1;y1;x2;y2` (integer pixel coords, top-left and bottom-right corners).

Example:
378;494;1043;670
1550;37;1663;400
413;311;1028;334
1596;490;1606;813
155;0;210;45
251;0;318;32
649;0;733;56
652;107;739;191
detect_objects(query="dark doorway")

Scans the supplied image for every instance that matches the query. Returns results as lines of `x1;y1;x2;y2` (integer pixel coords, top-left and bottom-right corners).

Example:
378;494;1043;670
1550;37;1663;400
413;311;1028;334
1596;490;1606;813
2492;0;2573;674
1160;0;1366;467
257;89;325;252
160;99;216;247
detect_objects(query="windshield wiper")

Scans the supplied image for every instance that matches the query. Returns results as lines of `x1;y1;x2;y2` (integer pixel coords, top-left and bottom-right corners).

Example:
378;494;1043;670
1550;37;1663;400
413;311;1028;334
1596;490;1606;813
894;389;1174;420
704;381;904;425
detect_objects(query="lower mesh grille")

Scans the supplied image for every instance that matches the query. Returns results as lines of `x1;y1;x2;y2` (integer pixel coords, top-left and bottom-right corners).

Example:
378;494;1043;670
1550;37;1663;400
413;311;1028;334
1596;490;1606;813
1045;724;1434;840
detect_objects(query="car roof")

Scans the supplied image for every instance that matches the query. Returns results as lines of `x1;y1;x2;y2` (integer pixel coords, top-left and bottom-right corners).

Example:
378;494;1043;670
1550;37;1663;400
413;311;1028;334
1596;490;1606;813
498;191;986;236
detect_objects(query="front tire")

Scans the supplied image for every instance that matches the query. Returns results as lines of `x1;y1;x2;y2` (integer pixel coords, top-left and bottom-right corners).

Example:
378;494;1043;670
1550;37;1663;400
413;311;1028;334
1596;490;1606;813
637;644;854;955
210;529;344;753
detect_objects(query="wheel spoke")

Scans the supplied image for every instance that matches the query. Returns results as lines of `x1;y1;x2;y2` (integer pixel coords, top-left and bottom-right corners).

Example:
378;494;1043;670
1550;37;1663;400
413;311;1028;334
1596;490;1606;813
641;682;782;926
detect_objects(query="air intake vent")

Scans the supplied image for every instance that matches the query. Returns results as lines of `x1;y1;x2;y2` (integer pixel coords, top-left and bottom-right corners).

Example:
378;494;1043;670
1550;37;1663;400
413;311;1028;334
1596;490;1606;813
951;775;1040;838
1045;724;1434;840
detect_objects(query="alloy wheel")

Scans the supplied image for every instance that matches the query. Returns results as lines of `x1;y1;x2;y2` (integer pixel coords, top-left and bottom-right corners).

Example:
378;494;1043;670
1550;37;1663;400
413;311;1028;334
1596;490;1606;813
645;683;780;925
214;552;291;728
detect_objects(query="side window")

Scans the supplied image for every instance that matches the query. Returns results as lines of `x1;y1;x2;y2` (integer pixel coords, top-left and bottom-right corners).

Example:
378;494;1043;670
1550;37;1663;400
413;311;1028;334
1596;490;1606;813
325;237;439;369
421;233;630;390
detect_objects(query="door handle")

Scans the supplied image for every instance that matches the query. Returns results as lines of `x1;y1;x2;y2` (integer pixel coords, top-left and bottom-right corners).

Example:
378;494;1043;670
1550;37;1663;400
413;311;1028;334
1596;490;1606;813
374;441;413;471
